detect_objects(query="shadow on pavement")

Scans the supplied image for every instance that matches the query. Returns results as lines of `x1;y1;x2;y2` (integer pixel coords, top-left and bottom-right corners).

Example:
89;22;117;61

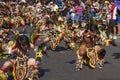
39;68;50;78
112;53;120;59
65;60;76;64
104;61;111;64
47;46;67;52
66;60;111;65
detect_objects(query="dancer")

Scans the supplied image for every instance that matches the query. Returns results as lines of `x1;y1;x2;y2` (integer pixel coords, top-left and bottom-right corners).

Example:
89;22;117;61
75;24;106;71
0;35;40;80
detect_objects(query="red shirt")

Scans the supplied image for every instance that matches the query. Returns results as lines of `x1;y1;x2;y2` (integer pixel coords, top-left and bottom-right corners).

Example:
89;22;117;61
110;4;117;20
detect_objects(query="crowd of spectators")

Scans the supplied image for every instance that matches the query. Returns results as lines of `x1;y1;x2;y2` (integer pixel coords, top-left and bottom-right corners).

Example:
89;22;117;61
0;0;120;39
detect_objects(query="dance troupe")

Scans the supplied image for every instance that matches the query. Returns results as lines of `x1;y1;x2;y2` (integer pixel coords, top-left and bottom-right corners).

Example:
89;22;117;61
0;0;118;80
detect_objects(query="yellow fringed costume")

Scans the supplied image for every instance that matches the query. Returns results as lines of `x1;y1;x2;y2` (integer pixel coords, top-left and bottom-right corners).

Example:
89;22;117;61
76;44;99;69
0;71;8;80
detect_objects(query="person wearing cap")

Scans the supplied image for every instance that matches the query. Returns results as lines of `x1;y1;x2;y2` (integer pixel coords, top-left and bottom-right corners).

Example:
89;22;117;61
104;0;109;4
103;0;111;26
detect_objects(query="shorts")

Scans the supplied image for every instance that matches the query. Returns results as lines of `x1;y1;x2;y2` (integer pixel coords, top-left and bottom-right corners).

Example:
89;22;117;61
109;20;117;27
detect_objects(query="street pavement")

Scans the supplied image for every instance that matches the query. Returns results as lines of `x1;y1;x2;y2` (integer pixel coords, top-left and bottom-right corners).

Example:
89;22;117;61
40;38;120;80
0;26;120;80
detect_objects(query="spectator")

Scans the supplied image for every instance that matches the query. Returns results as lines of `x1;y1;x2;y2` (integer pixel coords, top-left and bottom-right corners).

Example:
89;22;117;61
115;0;120;37
69;6;76;24
79;0;85;9
74;1;85;24
117;9;120;36
90;1;96;17
58;0;65;12
103;1;111;26
53;2;59;12
109;1;117;39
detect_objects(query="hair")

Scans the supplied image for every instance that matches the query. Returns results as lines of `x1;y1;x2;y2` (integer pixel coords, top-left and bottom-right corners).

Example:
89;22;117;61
89;24;98;32
16;35;30;53
98;49;106;58
67;18;73;24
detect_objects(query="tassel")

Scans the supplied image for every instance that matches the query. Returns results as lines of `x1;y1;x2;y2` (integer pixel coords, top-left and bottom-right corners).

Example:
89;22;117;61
11;41;17;50
30;33;34;44
37;43;48;57
30;33;40;45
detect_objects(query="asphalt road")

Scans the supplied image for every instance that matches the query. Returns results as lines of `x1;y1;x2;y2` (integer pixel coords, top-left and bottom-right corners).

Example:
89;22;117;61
39;38;120;80
0;25;120;80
